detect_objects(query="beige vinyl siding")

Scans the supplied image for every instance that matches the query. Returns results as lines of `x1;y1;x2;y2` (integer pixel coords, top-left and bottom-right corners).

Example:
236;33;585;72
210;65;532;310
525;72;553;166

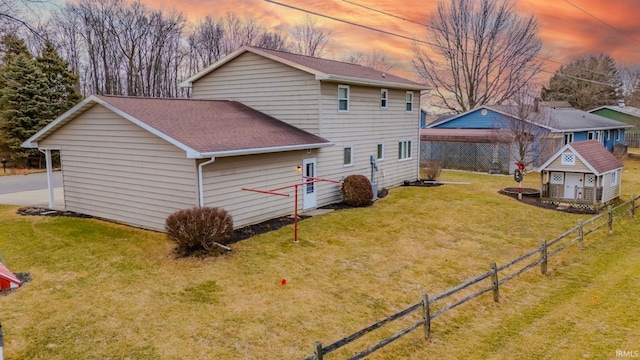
201;150;314;228
602;171;621;203
39;105;198;231
315;83;419;205
191;52;321;134
543;152;591;173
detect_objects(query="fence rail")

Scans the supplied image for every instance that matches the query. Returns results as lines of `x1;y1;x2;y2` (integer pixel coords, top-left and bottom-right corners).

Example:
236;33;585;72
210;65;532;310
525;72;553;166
305;196;639;360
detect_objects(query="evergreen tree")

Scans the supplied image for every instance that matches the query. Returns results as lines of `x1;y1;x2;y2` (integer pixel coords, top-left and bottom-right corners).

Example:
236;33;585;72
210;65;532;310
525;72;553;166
541;54;622;110
36;40;82;117
0;36;56;167
0;33;30;66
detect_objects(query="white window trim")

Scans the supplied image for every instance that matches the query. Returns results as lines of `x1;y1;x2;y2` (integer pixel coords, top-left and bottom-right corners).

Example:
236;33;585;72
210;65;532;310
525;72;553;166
561;152;575;165
380;89;388;109
616;129;621;141
550;172;564;184
610;170;618;187
405;91;414;112
564;133;574;145
377;142;384;161
338;85;349;112
398;140;412;161
343;145;353;167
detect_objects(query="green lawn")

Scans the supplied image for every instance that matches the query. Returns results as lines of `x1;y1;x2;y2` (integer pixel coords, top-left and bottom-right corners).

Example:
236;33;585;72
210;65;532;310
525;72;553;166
1;159;639;359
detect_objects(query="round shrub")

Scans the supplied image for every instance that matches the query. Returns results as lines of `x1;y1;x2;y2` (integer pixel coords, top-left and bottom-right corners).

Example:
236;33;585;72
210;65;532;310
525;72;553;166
165;207;233;257
342;174;373;207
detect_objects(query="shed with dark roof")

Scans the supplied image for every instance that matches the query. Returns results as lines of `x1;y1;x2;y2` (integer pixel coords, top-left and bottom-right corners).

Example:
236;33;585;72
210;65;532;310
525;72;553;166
538;140;623;209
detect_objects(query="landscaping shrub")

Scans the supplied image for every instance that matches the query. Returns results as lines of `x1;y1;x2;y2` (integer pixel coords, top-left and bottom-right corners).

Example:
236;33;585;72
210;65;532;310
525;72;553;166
342;174;373;207
165;207;233;257
420;160;442;181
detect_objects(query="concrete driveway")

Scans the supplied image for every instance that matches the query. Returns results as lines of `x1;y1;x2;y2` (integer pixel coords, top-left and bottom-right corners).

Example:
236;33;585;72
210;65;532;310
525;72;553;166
0;172;64;208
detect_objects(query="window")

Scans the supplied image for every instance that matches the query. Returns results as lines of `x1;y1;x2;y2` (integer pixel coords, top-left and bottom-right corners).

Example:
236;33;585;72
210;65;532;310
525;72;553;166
338;85;349;112
405;92;414;112
588;131;594;140
585;174;596;186
550;172;564;184
561;152;575;165
377;143;384;161
616;129;621;141
380;89;388;109
610;170;618;186
563;133;573;145
607;130;610;140
343;146;353;166
398;140;412;160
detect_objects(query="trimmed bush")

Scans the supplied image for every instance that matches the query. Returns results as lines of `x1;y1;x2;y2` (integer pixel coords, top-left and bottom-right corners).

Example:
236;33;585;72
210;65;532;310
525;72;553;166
165;207;233;257
342;174;373;207
420;160;442;181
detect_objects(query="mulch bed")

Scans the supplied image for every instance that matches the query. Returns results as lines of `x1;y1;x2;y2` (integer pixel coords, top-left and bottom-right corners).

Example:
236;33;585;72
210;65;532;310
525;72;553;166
401;180;444;187
498;188;597;215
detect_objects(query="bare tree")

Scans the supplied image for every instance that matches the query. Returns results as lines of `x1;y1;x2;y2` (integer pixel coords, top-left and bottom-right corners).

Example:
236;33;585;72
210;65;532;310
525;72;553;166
343;50;394;72
618;63;640;100
289;15;332;57
413;0;543;113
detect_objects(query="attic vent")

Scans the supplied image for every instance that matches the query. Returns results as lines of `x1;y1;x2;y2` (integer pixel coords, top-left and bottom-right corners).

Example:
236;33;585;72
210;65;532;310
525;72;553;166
561;153;575;165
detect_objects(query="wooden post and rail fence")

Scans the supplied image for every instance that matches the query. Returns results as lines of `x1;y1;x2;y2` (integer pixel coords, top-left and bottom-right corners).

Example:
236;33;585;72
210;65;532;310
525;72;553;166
304;195;639;360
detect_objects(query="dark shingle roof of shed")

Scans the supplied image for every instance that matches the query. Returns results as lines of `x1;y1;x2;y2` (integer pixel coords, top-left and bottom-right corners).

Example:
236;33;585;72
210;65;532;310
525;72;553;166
569;140;623;174
95;95;331;154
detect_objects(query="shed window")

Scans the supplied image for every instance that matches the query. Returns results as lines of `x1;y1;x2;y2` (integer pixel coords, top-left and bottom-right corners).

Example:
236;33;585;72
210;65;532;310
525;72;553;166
610;170;618;186
338;85;349;112
561;153;575;165
585;174;596;186
550;172;564;184
381;89;388;108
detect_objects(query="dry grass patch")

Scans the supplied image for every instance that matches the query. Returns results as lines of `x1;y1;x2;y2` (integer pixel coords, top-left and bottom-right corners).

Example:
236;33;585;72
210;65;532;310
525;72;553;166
0;159;639;359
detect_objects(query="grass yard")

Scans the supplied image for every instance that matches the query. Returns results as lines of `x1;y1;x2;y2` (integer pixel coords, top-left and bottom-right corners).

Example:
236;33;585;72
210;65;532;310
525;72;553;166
1;158;640;359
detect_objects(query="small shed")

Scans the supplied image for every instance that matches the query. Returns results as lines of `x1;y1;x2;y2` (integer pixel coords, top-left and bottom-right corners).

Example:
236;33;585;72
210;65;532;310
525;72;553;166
538;140;623;210
0;262;21;290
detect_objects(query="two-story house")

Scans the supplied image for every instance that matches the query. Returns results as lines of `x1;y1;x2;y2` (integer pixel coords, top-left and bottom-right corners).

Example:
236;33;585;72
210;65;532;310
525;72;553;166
23;46;425;231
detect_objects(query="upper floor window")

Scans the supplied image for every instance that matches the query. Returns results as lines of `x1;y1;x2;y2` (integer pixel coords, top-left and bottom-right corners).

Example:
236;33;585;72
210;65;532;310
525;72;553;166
343;146;353;166
377;143;384;161
405;92;414;112
338;85;349;112
398;140;412;160
381;89;388;109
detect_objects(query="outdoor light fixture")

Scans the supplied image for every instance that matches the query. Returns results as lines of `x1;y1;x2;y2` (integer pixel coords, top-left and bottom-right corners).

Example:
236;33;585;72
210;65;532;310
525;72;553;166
296;166;302;173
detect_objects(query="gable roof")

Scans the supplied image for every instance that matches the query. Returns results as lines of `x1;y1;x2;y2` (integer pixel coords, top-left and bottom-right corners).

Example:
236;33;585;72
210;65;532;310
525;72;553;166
538;140;623;175
430;105;632;132
589;105;640;118
180;46;426;90
23;95;333;159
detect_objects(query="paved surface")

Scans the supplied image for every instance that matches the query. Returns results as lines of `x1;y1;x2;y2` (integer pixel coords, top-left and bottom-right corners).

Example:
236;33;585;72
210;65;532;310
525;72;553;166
0;172;64;209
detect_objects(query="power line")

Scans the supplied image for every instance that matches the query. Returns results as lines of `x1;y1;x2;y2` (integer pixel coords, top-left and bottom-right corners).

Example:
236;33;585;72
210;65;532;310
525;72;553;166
264;0;620;88
564;0;640;45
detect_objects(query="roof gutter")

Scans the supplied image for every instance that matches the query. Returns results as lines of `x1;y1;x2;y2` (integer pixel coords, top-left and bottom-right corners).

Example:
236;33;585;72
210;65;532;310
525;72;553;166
198;157;216;207
316;74;426;91
197;142;334;158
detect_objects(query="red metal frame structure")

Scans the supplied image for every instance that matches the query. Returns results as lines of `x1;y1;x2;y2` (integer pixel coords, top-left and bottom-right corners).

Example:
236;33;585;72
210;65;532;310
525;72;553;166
242;176;341;242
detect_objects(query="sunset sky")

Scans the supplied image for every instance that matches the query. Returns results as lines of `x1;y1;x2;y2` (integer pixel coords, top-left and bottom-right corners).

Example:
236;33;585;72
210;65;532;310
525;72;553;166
49;0;640;83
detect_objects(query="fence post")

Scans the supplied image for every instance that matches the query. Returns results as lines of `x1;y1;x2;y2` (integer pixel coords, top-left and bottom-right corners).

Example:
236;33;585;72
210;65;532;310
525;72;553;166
540;240;548;275
490;262;499;302
632;196;636;219
578;219;584;250
422;292;431;339
608;205;613;234
314;341;323;360
0;321;3;360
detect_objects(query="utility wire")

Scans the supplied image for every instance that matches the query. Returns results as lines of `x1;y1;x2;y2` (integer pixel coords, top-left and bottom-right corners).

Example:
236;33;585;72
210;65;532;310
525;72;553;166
564;0;640;45
264;0;620;88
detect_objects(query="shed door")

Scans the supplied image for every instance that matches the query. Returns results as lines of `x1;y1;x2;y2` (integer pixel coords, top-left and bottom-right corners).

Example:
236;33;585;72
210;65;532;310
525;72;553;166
564;173;583;199
303;158;317;210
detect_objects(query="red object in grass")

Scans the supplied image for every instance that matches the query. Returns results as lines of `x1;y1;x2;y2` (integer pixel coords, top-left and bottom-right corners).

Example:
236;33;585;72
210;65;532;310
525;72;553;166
281;278;287;286
0;261;21;290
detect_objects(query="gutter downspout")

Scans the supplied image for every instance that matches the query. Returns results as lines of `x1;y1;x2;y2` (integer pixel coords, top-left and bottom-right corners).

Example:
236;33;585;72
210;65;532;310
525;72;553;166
198;157;216;207
39;149;55;209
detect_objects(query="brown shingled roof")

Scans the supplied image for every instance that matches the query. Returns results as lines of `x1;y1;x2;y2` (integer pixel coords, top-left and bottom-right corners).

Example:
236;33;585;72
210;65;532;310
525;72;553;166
569;140;623;174
94;95;331;155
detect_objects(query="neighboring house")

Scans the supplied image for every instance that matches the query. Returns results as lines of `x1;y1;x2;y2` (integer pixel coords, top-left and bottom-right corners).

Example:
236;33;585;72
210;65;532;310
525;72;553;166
538;140;623;210
589;103;640;132
421;105;631;173
24;46;426;231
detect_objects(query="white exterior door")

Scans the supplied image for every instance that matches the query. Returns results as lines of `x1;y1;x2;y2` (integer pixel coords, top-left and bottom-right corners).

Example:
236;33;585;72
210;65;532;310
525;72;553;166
564;173;583;199
302;158;317;210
